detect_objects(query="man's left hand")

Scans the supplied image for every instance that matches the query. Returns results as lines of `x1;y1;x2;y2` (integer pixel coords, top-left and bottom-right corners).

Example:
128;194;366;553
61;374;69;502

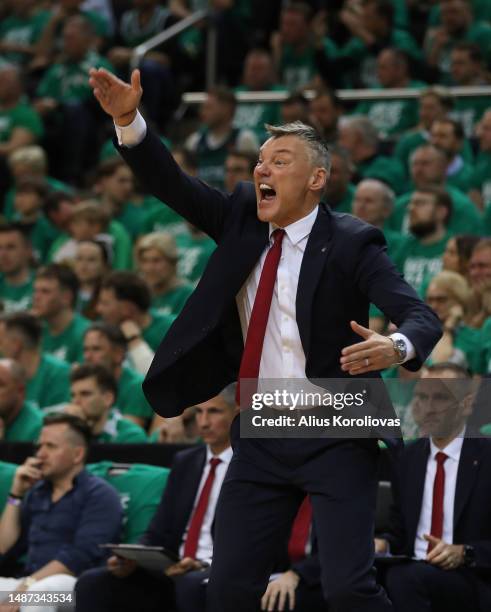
425;535;465;570
261;570;300;611
164;557;204;577
340;321;398;374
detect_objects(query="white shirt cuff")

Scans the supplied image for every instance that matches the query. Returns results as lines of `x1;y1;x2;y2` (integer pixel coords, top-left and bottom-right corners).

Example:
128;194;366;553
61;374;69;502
114;110;147;147
389;333;415;364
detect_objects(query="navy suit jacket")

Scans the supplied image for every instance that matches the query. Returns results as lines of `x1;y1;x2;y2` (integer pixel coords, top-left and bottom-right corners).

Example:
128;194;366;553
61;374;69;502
118;130;442;418
387;437;491;610
140;446;207;554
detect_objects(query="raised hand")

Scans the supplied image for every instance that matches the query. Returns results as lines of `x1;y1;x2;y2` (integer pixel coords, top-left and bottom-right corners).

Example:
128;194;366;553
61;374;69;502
11;457;43;497
88;68;142;125
340;320;397;374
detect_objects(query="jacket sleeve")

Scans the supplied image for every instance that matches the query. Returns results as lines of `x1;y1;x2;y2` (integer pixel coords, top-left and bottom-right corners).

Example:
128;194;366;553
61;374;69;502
116;129;235;243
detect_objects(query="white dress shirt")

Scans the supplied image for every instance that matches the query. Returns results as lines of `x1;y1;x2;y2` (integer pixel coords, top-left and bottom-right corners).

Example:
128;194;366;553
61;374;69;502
179;446;233;564
414;434;464;560
116;111;415;379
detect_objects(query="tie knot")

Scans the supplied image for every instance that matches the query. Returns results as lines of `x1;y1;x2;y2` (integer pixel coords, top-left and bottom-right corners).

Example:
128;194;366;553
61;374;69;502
209;457;221;469
271;229;285;245
435;451;448;466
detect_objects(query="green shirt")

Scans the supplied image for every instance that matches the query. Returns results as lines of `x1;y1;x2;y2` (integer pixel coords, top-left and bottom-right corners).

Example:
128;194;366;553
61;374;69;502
388;186;484;236
151;283;194;317
87;461;169;543
26;353;71;411
394;233;450;296
41;312;90;364
330;184;355;214
446;156;474;193
453;325;485;375
37;50;113;103
426;21;491;84
120;6;171;47
0;271;34;313
0;10;50;65
118;366;153;421
12;216;60;263
95;408;147;444
357;155;407;195
176;233;217;285
0;462;17;512
334;29;421;88
233;85;284;142
479;317;491;375
280;43;318;91
471;152;491;213
394;130;475;177
5;401;43;442
114;201;147;240
0;100;43;143
142;201;188;237
452;97;490;139
143;310;176;351
354;81;423;137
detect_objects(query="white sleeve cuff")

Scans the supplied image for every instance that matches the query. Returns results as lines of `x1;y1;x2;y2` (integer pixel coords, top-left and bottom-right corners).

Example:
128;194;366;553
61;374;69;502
389;333;416;364
114;110;147;147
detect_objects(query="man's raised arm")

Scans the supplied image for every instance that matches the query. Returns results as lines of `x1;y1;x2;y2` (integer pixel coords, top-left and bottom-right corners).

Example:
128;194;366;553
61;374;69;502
89;68;232;241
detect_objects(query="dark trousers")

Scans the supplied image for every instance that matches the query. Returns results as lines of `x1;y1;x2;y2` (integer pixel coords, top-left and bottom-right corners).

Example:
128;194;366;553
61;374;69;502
207;421;392;612
74;565;209;612
385;561;479;612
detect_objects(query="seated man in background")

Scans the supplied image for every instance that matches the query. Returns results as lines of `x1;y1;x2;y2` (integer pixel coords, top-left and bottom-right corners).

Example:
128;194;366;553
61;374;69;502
376;363;491;612
75;386;237;612
66;363;147;443
33;263;90;364
0;358;43;442
1;312;71;412
0;413;123;611
83;323;152;428
0;223;35;314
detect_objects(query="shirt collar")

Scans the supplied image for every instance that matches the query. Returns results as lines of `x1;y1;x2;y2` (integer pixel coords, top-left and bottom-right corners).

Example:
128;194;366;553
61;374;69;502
269;205;319;248
206;445;233;466
430;428;465;463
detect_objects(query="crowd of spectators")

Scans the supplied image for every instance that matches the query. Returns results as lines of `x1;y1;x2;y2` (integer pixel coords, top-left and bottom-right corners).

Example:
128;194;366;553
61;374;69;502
0;0;491;610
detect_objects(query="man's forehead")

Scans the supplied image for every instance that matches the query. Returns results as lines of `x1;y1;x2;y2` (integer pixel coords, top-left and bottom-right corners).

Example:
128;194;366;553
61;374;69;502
260;136;300;155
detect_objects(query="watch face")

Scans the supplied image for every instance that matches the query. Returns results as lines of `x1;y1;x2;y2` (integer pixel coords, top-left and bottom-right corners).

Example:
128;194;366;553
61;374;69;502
394;339;407;359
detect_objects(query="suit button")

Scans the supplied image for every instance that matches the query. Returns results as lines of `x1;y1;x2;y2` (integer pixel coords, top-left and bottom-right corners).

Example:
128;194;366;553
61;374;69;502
173;348;183;355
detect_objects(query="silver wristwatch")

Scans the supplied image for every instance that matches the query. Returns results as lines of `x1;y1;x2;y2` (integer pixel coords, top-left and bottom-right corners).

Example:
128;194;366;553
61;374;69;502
390;337;407;364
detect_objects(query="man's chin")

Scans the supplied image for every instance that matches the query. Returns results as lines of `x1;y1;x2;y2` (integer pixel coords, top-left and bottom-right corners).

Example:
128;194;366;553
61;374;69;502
257;202;279;224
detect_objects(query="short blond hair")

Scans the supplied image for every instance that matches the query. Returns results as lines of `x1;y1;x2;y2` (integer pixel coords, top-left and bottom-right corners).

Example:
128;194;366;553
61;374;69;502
427;270;471;309
135;232;178;263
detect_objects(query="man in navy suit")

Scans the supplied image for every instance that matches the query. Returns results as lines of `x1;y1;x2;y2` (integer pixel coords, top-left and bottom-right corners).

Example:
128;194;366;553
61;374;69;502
89;68;442;612
377;363;491;612
74;388;237;612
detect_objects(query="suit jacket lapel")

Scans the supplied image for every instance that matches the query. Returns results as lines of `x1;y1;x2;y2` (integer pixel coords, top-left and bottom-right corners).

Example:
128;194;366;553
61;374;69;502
454;438;481;529
296;204;334;355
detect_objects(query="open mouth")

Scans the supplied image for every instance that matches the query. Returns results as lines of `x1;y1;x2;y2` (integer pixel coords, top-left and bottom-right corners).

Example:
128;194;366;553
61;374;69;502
259;183;277;203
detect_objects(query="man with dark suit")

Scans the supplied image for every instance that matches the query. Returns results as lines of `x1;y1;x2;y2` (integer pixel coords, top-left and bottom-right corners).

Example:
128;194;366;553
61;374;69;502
74;388;237;612
376;363;491;611
88;67;442;612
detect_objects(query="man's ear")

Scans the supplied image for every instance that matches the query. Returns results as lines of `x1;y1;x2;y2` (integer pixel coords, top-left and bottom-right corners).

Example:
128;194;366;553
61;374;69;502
310;167;329;192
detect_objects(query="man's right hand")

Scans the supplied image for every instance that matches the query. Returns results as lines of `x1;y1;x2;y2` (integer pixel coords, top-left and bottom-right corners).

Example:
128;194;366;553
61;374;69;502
107;555;137;578
11;458;43;497
88;68;142;126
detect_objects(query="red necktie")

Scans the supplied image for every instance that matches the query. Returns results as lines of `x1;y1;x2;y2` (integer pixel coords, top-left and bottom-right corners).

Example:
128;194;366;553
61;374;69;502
236;229;285;406
183;457;221;559
428;451;448;552
288;496;312;562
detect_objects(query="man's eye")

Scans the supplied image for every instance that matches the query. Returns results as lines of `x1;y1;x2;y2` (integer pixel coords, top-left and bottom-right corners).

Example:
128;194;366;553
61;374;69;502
275;160;286;166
